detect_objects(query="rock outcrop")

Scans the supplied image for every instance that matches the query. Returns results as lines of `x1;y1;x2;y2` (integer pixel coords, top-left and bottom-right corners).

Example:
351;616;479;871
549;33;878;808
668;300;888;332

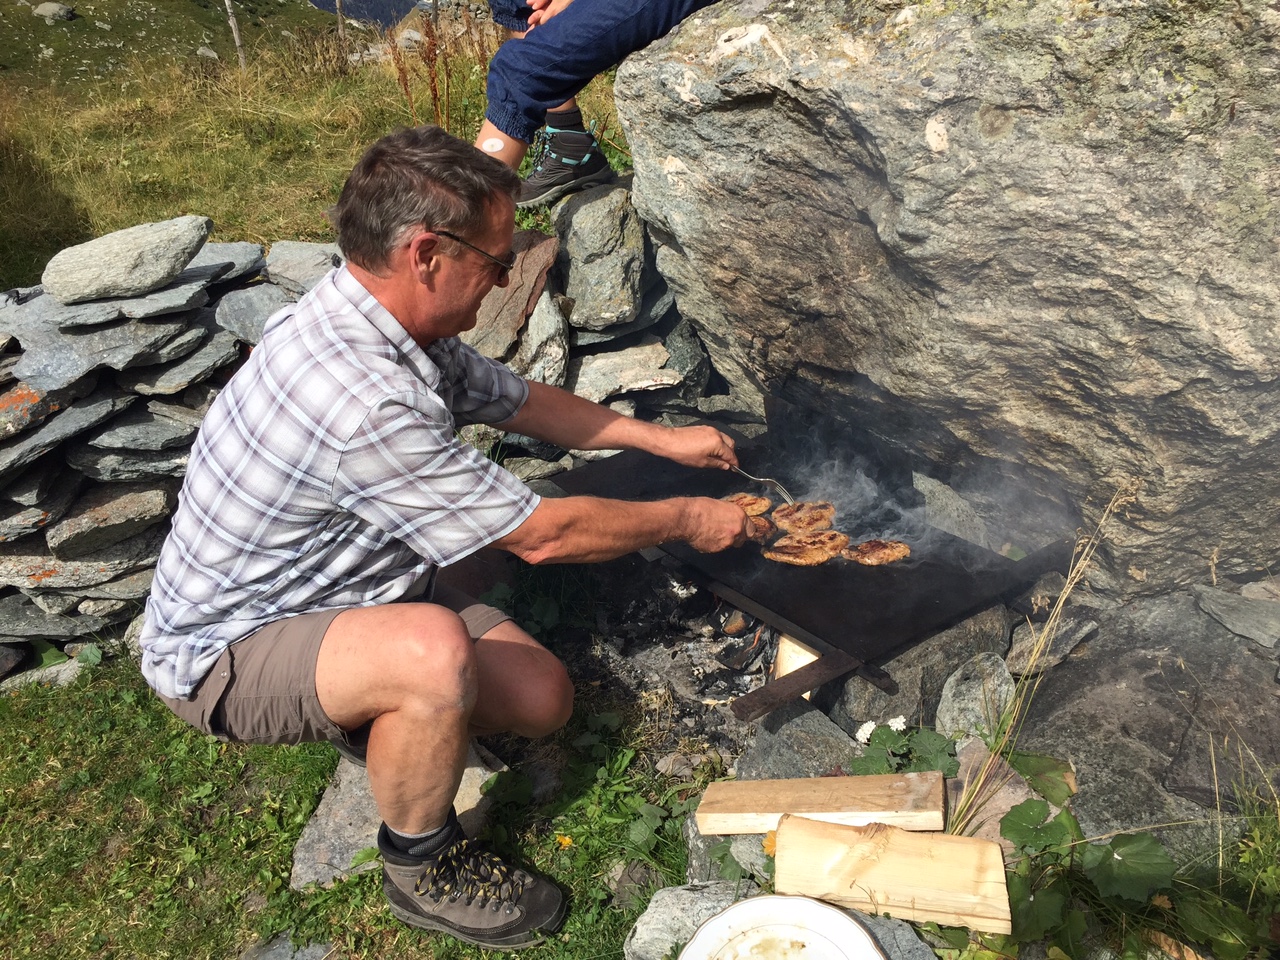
614;0;1280;597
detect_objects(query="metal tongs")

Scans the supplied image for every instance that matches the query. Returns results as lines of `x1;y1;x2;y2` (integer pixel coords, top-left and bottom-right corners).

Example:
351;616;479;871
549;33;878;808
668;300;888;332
731;465;796;505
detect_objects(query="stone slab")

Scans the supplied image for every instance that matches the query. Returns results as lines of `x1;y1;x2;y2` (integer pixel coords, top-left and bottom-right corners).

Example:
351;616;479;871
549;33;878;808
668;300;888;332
289;742;504;890
65;444;189;482
0;525;165;589
115;330;240;396
264;241;343;297
0;592;107;638
87;406;197;450
0;387;137;486
45;481;176;560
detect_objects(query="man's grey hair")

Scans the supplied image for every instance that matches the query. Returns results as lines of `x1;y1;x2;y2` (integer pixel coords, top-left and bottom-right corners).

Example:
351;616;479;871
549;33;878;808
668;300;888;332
330;125;520;274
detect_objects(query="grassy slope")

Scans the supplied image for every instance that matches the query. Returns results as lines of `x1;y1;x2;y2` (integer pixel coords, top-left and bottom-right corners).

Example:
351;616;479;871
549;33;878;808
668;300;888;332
0;5;625;289
0;0;333;83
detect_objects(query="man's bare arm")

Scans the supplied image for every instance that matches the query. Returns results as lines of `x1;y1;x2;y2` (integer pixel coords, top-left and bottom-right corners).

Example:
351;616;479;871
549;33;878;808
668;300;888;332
492;494;748;565
502;381;739;470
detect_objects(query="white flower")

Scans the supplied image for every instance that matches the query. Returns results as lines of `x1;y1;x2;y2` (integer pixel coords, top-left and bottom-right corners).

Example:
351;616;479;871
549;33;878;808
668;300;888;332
887;716;907;732
855;721;877;744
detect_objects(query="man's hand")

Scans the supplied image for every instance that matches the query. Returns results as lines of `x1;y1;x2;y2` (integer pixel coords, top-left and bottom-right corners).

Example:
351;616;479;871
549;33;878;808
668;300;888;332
681;497;751;553
659;424;739;471
527;0;574;28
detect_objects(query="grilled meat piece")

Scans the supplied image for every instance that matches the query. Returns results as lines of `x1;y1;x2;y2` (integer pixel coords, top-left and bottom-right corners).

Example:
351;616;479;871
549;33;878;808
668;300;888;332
747;514;778;544
762;530;851;566
771;500;836;534
842;539;911;566
723;492;773;516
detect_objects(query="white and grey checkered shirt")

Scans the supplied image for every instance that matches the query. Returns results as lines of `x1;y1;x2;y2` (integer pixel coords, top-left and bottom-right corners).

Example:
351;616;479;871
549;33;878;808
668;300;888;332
141;266;538;700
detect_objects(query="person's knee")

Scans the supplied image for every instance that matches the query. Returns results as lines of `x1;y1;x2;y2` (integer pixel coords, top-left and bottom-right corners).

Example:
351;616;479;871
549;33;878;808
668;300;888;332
394;609;479;711
522;658;574;738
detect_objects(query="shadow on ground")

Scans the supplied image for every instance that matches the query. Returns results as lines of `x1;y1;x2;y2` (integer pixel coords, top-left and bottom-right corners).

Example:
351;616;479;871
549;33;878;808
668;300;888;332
0;131;93;288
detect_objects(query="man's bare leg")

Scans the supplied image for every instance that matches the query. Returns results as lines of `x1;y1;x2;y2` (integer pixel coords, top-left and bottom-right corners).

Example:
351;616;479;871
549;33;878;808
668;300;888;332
314;603;573;834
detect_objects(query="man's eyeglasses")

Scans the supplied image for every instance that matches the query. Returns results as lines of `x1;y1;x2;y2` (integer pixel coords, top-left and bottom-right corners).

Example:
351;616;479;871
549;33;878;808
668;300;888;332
436;230;517;278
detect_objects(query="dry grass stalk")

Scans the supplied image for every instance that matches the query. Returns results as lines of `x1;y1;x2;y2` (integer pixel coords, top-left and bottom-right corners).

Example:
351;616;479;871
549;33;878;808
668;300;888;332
387;30;418;125
948;479;1142;839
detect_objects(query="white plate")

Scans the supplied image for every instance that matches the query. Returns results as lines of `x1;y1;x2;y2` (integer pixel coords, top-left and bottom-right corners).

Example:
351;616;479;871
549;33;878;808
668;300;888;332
679;895;887;960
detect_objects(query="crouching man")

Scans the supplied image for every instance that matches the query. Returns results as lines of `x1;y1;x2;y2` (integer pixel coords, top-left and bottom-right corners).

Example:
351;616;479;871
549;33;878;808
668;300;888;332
138;125;749;950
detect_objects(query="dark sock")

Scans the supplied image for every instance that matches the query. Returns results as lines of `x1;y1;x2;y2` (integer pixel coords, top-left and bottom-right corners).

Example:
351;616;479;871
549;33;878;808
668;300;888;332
385;809;458;858
546;106;585;133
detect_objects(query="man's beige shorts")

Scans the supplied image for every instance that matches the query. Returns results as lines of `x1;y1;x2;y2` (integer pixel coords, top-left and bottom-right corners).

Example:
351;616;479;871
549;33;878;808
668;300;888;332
157;584;511;749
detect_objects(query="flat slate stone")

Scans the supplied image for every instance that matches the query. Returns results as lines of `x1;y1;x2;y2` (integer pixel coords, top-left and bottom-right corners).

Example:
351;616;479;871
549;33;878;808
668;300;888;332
0;354;20;388
129;325;207;366
1193;584;1280;649
214;283;291;345
1005;615;1098;675
508;289;569;388
462;231;557;360
145;398;205;429
65;443;189;482
40;215;212;305
264;241;343;297
0;525;165;590
0;374;98;442
0;593;107;638
99;263;226;323
934;652;1015;739
115;330;240;396
43;568;154;601
78;598;130;619
0;287;123;334
45;481;175;559
569;281;673;347
0;387;137;486
189;241;266;284
563;337;682;404
0;641;29;680
0;471;82;542
5;459;61;506
87;406;197;450
3;299;192;392
0;656;84;691
22;590;79;615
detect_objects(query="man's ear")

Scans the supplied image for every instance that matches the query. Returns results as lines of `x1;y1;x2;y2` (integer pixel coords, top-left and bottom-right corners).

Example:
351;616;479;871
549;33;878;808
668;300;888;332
407;230;441;281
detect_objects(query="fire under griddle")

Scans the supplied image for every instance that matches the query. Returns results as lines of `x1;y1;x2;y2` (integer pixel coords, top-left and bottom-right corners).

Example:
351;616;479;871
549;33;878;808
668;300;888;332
552;429;1071;717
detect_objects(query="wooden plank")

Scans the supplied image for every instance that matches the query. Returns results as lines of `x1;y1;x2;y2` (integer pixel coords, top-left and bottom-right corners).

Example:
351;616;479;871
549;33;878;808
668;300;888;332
730;650;863;721
695;771;945;835
771;634;820;699
774;815;1012;935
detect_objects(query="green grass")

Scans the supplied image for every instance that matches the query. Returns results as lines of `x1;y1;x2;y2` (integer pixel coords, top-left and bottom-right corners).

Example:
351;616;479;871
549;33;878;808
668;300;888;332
0;564;707;960
0;6;629;290
0;0;333;84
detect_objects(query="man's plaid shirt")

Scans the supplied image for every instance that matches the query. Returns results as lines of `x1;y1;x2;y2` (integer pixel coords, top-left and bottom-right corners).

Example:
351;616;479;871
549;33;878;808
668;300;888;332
141;266;538;700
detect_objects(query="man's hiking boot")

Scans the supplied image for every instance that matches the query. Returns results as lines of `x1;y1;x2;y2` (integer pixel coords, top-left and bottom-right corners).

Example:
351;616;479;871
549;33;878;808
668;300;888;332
379;816;566;950
517;124;615;209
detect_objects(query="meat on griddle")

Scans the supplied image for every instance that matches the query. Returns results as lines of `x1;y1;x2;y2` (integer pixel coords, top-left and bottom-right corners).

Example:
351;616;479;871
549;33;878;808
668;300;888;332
771;500;835;534
747;514;778;543
842;539;911;566
762;530;851;566
723;492;773;516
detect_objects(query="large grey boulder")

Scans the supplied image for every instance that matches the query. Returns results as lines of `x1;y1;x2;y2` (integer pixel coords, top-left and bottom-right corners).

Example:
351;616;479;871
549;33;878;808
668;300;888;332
615;0;1280;597
1019;591;1280;858
33;2;73;20
554;182;654;331
41;216;212;304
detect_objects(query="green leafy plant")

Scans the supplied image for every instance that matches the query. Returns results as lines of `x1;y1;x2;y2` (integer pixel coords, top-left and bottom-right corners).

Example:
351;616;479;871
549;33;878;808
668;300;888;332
848;720;959;777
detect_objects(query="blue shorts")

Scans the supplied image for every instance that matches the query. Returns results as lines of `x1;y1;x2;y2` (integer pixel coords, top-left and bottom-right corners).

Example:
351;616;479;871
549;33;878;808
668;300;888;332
485;0;719;143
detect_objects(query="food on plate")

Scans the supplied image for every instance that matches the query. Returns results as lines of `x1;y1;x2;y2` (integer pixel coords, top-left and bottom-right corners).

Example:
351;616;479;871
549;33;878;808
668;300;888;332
842;539;911;566
723;492;773;516
747;514;778;543
771;500;836;534
762;530;850;566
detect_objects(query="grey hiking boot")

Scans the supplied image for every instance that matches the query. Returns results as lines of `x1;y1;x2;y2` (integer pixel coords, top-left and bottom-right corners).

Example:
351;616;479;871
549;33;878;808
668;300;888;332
379;816;566;950
517;124;615;209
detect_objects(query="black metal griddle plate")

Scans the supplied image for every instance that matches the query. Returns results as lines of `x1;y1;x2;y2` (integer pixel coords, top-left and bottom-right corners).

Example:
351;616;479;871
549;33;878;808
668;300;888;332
551;444;1025;666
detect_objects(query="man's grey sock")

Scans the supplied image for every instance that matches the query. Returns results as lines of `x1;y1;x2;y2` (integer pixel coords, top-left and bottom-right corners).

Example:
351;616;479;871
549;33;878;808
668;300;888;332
385;809;458;858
